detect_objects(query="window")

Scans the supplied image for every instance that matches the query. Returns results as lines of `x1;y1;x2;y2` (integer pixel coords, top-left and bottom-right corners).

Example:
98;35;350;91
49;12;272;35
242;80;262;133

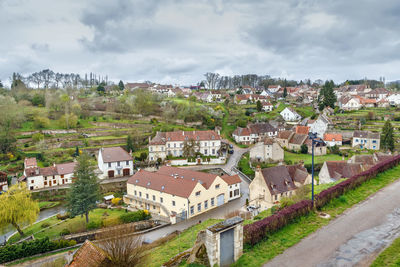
373;146;376;149
168;144;170;148
211;198;215;206
160;197;163;203
108;162;111;167
134;190;137;196
44;181;47;185
117;161;120;166
274;195;277;201
190;206;194;215
372;140;377;144
61;175;64;178
204;149;208;155
126;160;129;165
153;205;156;209
204;200;208;209
212;149;215;154
195;191;201;196
234;189;240;196
355;139;359;142
215;184;220;189
139;192;142;197
230;191;233;198
153;195;155;201
150;147;153;152
212;142;215;146
146;194;149;199
197;203;201;212
172;200;176;206
44;176;47;180
31;180;34;184
174;143;176;148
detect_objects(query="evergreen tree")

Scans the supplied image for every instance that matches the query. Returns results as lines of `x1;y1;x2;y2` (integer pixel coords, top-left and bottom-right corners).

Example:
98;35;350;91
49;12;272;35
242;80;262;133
256;100;262;112
97;82;105;94
118;80;124;91
283;87;287;98
74;146;80;157
318;80;336;110
381;121;395;151
126;135;134;153
67;152;100;223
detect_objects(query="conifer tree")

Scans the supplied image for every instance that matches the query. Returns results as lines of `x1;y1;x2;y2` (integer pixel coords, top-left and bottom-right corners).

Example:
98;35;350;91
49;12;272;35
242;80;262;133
381;121;395;151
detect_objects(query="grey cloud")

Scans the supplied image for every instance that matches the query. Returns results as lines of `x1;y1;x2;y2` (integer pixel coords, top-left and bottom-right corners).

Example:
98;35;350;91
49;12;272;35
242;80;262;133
30;43;49;52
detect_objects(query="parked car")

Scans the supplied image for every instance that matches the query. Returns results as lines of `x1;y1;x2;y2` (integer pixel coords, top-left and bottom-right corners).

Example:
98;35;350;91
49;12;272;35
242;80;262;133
228;149;234;154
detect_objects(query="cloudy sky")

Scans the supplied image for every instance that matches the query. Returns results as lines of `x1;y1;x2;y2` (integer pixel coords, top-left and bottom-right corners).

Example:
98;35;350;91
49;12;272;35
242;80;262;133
1;0;400;85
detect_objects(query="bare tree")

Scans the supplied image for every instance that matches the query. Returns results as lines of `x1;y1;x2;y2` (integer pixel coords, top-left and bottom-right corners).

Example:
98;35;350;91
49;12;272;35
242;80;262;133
54;72;63;88
96;225;147;267
41;69;55;88
204;72;220;89
29;72;43;89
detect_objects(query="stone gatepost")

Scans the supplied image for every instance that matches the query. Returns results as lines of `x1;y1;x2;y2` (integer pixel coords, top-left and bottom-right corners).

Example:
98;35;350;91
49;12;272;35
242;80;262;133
205;216;243;267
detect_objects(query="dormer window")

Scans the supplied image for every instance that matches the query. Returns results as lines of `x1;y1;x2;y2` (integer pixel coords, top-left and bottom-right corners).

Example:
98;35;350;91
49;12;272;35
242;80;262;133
135;179;139;183
212;135;215;140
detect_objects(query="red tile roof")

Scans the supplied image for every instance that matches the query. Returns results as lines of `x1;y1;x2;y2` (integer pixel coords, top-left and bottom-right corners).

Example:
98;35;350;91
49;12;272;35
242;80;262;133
221;174;241;185
323;133;343;142
260;165;307;195
157;166;218;189
127;169;198;198
100;147;133;163
24;157;37;168
150;130;221;145
68;240;110;267
295;126;310;135
56;162;77;175
325;161;362;180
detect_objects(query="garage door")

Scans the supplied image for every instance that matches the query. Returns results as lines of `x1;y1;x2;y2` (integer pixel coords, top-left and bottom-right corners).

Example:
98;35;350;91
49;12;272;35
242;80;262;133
217;194;225;206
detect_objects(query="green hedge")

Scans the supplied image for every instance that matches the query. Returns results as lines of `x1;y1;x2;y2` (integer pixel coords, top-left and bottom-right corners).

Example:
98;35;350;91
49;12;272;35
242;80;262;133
119;210;151;223
0;238;76;264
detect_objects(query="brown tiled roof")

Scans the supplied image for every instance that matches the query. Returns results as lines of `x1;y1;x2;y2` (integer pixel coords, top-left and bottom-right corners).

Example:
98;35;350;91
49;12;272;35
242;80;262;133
157;166;218;189
25;167;39;177
260;165;298;195
375;152;393;162
351;155;375;166
325;161;362;180
248;123;276;135
100;147;133;163
0;171;7;183
233;127;251;137
127;169;198;198
40;166;57;176
221;174;241;185
289;133;308;145
150;130;221;145
324;133;343;142
68;240;110;267
25;157;37;168
56;162;77;175
263;138;274;145
295;126;310;135
277;130;294;140
287;164;309;184
353;131;380;139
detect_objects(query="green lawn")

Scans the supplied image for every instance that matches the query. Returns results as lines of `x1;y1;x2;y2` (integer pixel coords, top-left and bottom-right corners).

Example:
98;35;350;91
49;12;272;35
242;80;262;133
144;219;222;267
371;236;400;267
233;164;400;266
284;151;346;165
8;208;129;244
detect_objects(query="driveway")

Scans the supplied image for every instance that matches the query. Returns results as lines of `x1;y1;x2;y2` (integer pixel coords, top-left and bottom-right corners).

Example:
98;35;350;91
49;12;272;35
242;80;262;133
264;178;400;267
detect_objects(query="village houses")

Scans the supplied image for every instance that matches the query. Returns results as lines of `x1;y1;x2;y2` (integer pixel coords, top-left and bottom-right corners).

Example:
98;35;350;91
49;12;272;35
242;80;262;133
280;107;302;122
352;131;380;150
323;133;343;147
232;123;278;145
308;114;333;138
98;147;134;179
148;130;222;161
249;138;284;163
249;165;311;211
319;161;363;184
124;166;241;224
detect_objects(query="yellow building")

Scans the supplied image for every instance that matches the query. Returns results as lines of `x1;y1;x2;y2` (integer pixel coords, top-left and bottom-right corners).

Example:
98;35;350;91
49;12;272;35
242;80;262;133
124;166;241;224
249;165;311;211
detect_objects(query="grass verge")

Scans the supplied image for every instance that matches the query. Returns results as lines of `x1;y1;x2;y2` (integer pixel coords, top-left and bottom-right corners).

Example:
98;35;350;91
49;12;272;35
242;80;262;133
371;236;400;267
233;164;400;266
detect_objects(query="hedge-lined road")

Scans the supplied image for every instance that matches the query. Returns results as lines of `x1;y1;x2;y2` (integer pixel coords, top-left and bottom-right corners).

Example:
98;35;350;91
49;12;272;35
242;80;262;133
264;178;400;267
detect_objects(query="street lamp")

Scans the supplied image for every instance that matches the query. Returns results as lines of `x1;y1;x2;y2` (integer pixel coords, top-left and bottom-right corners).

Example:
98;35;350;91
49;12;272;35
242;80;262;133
308;132;324;206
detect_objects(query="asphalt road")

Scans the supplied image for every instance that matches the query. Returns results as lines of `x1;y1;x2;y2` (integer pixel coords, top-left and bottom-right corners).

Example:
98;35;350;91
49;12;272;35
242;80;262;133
264;178;400;267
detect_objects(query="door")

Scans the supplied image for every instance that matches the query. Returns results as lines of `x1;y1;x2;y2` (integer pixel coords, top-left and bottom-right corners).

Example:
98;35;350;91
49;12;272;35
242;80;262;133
123;168;130;176
220;228;234;267
217;194;225;206
197;158;201;164
108;170;114;178
49;181;52;186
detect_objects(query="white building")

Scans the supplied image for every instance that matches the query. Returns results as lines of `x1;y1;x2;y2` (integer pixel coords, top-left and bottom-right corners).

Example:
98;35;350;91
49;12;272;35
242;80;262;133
249;138;284;162
262;102;274;112
98;147;134;179
148;130;222;162
309;114;333;138
387;94;400;106
21;157;77;190
280;107;302;122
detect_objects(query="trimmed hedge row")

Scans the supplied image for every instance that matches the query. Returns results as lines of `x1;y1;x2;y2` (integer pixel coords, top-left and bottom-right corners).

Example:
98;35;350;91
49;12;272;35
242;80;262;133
0;238;76;264
244;154;400;246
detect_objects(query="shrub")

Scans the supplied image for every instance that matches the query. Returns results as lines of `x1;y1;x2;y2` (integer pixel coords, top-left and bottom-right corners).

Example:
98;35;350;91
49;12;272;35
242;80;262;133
119;210;151;224
102;217;121;227
111;197;122;206
87;221;102;230
56;213;70;220
0;237;75;264
41;222;50;228
60;228;71;236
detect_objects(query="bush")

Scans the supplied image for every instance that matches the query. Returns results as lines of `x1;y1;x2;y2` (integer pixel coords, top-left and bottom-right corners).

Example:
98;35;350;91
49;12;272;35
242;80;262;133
33;116;50;129
32;133;45;143
56;213;70;220
102;217;121;227
41;222;50;229
60;228;71;236
111;197;122;206
119;210;151;224
0;237;75;264
86;221;102;230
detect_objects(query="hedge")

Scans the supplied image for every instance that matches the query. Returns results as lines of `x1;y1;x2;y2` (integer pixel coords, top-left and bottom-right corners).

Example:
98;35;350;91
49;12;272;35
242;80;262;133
243;154;400;246
119;210;151;224
0;238;76;264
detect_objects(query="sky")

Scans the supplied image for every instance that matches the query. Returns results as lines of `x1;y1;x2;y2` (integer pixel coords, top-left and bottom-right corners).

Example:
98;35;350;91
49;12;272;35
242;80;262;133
1;0;400;85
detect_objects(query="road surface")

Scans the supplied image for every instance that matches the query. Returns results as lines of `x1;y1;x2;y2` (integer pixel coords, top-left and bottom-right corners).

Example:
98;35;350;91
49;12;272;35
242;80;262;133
264;178;400;267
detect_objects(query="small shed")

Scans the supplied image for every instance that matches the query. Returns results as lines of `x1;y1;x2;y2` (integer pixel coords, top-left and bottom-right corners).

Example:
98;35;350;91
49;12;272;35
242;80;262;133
103;194;114;204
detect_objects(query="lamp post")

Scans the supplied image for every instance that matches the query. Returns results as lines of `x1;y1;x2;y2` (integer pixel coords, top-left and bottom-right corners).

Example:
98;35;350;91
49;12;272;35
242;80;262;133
308;132;323;206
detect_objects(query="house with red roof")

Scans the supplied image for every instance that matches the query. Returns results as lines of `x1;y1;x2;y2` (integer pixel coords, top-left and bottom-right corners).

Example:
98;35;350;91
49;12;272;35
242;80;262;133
20;157;77;190
323;133;343;146
124;166;241;224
